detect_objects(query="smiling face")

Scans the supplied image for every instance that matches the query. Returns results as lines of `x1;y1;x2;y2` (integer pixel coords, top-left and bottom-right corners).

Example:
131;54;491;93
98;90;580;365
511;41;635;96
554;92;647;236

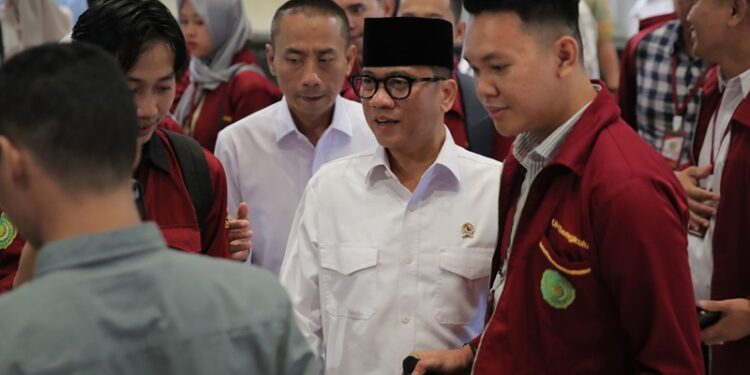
266;12;354;123
361;65;456;156
464;11;563;137
126;41;177;147
686;0;734;62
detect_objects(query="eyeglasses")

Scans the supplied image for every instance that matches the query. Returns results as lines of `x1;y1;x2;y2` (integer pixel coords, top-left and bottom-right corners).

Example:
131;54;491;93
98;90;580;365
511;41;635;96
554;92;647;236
349;74;447;100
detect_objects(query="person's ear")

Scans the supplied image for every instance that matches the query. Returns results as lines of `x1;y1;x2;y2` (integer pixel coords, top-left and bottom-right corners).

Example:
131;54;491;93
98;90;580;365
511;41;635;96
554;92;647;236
440;78;458;114
265;43;277;77
728;0;748;27
345;43;357;76
0;136;29;190
554;36;580;78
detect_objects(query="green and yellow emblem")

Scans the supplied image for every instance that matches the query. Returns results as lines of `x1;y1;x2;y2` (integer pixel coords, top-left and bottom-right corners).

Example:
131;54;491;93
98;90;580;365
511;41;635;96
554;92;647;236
0;213;18;249
541;269;576;309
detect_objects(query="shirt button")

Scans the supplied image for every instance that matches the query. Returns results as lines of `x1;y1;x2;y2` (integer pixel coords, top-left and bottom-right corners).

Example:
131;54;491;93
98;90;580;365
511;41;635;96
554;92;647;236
402;316;410;324
407;204;417;212
404;257;413;265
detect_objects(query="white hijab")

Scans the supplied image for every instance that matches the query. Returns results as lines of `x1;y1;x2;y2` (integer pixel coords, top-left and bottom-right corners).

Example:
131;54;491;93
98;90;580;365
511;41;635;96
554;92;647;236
173;0;261;125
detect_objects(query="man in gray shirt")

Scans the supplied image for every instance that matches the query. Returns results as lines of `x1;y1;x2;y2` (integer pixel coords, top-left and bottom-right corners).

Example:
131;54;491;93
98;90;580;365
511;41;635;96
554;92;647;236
0;43;318;375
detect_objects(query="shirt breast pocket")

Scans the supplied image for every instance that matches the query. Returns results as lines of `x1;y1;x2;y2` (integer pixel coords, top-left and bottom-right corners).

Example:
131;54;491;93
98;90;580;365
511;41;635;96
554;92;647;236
538;235;592;276
320;245;378;320
435;247;493;325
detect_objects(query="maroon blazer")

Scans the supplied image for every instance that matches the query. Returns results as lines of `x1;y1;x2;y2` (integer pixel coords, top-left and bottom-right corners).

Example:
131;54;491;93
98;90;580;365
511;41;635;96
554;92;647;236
693;67;750;374
0;233;23;294
472;87;704;374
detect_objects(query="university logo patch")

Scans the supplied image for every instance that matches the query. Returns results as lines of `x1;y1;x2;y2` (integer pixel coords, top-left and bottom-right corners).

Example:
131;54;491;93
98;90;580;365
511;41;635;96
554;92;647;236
0;213;17;250
541;269;576;309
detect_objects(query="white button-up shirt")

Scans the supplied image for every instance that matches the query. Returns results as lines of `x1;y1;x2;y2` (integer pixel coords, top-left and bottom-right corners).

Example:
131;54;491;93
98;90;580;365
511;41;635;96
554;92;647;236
280;131;502;375
688;67;750;301
215;96;377;274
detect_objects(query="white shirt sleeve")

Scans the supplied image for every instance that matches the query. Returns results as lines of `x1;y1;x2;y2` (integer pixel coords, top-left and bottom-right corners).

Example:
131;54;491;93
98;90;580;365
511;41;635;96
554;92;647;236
279;181;325;359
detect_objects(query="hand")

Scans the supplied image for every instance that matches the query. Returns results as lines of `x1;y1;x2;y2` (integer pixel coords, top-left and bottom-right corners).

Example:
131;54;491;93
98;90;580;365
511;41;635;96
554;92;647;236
227;202;252;262
675;165;719;230
408;346;474;375
699;298;750;345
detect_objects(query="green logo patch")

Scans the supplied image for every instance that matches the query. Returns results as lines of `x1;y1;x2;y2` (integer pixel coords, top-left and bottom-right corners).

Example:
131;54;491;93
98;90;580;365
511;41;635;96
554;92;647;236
541;269;575;309
0;213;17;249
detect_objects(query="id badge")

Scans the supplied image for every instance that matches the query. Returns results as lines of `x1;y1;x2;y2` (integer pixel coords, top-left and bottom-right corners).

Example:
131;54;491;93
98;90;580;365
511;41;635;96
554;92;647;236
660;131;686;170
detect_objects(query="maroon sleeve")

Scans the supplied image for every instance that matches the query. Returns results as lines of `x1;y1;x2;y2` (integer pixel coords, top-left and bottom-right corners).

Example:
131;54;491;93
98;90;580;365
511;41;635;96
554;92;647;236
229;72;282;122
593;176;704;373
201;150;231;259
0;237;25;294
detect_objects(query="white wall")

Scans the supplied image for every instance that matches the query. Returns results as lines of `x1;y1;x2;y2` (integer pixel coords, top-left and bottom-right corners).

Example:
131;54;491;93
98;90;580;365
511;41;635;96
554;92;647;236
160;0;285;40
162;0;641;42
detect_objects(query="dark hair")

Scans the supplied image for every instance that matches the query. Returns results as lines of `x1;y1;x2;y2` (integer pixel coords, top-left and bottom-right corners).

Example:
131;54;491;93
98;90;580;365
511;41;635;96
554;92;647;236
73;0;188;77
271;0;351;47
464;0;581;47
0;43;138;192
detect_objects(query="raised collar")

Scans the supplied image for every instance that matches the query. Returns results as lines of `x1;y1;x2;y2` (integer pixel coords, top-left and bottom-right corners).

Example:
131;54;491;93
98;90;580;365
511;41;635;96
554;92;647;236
365;128;461;188
275;96;354;144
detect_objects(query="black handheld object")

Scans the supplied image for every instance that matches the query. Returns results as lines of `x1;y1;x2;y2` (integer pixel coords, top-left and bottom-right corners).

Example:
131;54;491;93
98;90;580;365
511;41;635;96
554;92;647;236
403;355;419;375
698;308;722;329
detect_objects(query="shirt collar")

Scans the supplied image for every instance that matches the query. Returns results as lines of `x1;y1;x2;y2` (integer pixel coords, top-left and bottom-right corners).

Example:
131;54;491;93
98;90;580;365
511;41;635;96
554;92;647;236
275;96;354;143
34;223;164;278
718;67;750;98
140;131;170;173
365;127;461;187
513;100;592;172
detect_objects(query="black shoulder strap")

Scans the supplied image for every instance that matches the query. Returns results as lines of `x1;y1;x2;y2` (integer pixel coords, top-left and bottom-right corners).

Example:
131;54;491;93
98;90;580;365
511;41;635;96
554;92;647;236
457;72;494;158
163;130;212;251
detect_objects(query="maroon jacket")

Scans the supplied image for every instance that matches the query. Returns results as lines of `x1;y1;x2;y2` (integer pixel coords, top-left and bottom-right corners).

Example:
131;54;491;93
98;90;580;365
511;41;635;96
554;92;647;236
692;67;750;374
0;233;23;294
136;128;230;259
177;49;281;151
472;88;704;374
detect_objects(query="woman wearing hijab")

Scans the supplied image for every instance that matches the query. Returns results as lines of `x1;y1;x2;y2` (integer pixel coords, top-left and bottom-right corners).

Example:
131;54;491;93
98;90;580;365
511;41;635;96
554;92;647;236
173;0;281;151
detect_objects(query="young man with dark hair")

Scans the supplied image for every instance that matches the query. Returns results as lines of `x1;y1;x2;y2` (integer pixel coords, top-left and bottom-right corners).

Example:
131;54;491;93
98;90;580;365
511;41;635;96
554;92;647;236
397;0;514;160
0;42;318;374
215;0;376;275
410;0;704;373
676;0;750;372
70;0;251;261
280;16;502;375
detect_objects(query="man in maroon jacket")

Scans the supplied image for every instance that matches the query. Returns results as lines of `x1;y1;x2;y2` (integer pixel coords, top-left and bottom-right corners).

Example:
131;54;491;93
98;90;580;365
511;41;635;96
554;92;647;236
676;0;750;372
410;0;704;373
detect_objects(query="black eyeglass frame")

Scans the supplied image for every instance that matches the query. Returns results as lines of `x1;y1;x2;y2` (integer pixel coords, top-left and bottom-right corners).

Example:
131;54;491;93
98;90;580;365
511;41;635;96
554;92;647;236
349;73;448;100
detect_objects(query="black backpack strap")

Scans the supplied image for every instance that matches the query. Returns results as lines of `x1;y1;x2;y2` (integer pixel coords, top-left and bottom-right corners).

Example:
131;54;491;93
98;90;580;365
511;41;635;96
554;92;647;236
163;130;213;253
457;72;494;158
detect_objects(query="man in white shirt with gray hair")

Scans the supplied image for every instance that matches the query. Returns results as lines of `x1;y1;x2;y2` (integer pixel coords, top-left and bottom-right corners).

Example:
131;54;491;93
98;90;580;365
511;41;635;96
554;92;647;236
215;0;376;275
